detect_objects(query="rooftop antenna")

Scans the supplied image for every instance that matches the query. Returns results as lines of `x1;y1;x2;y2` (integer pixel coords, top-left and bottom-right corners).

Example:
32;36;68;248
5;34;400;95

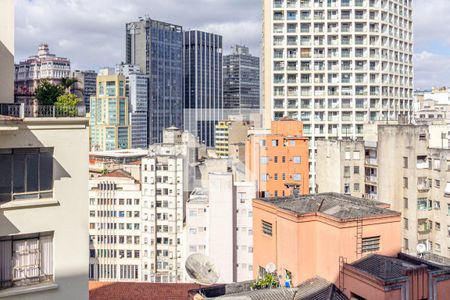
185;253;220;285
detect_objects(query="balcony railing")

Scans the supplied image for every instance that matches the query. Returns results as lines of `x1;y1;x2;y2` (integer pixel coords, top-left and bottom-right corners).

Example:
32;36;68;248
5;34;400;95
0;103;86;118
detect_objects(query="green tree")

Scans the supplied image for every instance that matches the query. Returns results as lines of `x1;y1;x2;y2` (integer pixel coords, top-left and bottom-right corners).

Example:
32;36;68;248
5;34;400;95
35;80;65;105
60;77;79;93
55;93;81;117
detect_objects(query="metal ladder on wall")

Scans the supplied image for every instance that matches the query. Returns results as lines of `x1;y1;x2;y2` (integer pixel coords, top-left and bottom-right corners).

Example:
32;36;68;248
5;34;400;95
356;217;363;258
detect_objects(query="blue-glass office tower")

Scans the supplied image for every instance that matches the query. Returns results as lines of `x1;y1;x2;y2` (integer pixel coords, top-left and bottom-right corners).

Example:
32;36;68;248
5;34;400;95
183;30;223;147
126;18;183;144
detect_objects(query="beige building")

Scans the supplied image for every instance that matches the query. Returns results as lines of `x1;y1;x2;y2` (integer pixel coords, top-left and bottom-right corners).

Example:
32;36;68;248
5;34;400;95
0;0;14;103
215;120;252;158
90;69;130;151
0;109;89;299
317;123;450;258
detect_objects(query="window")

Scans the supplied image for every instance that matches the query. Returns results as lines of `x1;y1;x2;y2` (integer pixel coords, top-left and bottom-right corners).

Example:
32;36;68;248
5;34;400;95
0;232;53;289
272;139;279;147
262;220;273;236
261;174;269;182
417;198;431;211
0;148;54;202
282;156;286;163
274;173;278;180
259;140;266;147
344;166;350;177
419;133;427;141
345;151;351;160
404;197;408;209
261;156;269;164
434;201;441;210
403;238;409;250
354;183;360;192
274;156;278;163
354;166;360;174
362;236;380;253
293;156;301;164
403;157;408;168
436;222;441;231
436;243;441;253
403;218;408;230
293;174;302;181
353;151;360;160
403;177;408;189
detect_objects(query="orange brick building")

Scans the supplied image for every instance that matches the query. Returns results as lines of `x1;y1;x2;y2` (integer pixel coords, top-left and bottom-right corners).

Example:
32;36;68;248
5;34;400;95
252;193;401;286
245;119;309;197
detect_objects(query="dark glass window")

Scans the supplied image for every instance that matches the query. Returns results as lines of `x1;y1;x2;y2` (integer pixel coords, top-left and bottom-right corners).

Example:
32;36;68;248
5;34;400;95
0;148;54;202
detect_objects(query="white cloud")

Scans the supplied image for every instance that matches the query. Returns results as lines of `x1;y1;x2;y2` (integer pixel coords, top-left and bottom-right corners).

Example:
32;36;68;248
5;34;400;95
15;0;450;88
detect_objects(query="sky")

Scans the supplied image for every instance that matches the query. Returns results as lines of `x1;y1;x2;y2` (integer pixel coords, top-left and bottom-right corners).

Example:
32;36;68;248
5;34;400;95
14;0;450;90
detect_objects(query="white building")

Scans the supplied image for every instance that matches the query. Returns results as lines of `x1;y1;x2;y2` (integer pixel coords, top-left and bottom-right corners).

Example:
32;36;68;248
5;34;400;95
116;64;149;149
262;0;414;191
141;128;203;283
14;44;71;104
0;0;14;103
88;169;143;281
185;167;256;283
0;108;89;299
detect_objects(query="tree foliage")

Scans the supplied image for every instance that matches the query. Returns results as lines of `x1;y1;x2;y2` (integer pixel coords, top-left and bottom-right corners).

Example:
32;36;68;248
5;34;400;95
60;77;79;92
55;93;81;117
35;80;65;105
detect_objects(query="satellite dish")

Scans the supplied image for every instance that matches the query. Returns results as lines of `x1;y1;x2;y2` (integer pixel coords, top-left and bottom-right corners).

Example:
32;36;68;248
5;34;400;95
265;262;276;274
416;243;427;254
185;253;220;285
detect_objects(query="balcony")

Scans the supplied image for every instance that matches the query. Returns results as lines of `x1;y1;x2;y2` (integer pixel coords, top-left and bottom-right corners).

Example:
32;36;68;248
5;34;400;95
365;157;377;165
0;103;86;118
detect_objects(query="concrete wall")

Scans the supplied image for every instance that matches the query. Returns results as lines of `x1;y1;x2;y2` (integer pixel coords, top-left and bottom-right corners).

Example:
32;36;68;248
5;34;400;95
253;200;401;286
0;117;89;299
0;0;14;103
208;173;235;283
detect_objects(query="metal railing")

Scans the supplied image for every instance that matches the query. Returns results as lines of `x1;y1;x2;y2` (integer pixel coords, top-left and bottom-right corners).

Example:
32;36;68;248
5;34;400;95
0;103;86;118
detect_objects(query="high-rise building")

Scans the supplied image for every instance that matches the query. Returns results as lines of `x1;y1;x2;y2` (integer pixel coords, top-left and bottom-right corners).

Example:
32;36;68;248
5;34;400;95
116;64;149;149
14;44;71;104
0;0;14;103
183;30;223;147
223;45;260;110
316;123;450;259
141;128;203;283
262;0;414;191
0;104;89;299
126;18;183;144
246;119;309;197
71;70;97;112
90;68;130;151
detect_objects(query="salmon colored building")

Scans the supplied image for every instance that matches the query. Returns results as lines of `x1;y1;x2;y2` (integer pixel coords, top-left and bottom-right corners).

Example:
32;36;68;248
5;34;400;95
342;253;450;300
252;193;401;286
245;119;309;197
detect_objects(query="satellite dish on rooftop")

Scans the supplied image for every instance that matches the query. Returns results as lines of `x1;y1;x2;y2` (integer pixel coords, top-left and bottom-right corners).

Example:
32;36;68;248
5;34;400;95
265;262;276;274
416;243;427;254
185;253;220;285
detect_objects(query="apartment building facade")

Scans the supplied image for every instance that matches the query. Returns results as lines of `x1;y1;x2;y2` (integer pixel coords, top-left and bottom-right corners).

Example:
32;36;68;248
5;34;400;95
223;45;260;110
246;119;309;197
215;120;253;158
185;172;256;283
90;69;130;151
14;44;71;104
316;123;450;259
126;18;183;144
262;0;414;191
88;170;143;282
183;30;223;147
0;107;89;299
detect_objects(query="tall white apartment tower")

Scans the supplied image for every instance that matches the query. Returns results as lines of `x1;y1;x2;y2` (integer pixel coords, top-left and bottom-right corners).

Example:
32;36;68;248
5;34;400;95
263;0;413;191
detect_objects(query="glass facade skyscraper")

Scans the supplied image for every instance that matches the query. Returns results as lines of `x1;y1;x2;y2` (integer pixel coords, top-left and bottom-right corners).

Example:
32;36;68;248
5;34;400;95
183;30;223;147
126;18;183;144
223;45;260;110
